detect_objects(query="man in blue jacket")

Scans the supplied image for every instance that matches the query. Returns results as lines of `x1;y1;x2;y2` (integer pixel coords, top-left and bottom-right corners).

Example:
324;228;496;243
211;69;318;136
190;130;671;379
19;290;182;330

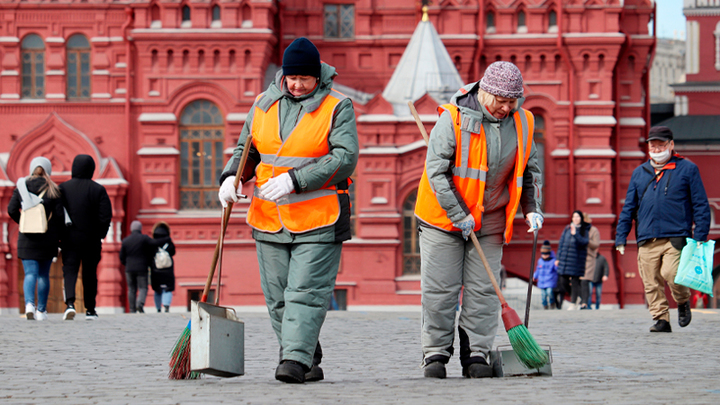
615;126;710;333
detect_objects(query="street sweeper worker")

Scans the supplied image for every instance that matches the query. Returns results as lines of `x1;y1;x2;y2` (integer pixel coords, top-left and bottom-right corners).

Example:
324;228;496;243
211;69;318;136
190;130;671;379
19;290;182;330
218;37;358;384
615;126;710;333
414;61;543;379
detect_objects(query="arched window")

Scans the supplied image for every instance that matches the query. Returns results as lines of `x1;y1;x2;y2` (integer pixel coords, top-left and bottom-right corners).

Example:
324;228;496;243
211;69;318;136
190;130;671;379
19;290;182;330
212;5;221;21
179;100;225;210
548;11;558;33
532;113;546;210
21;34;45;99
67;34;91;99
486;12;495;33
517;11;527;33
402;189;420;275
151;3;162;28
181;5;191;27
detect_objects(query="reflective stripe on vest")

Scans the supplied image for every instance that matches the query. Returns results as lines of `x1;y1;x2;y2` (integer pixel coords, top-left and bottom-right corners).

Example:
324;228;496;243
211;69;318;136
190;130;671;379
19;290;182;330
414;104;534;244
247;89;348;233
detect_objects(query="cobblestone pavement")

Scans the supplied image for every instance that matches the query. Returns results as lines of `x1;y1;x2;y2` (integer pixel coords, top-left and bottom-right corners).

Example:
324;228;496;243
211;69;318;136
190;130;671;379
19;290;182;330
1;306;719;404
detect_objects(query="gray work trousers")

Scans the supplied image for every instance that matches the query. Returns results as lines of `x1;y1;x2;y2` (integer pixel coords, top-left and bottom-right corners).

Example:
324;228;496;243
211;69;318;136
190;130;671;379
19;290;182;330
420;226;503;366
256;240;341;368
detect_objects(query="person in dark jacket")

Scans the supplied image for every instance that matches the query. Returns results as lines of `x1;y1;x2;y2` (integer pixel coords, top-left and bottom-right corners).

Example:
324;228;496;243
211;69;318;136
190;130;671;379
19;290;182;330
534;240;558;309
589;253;609;310
150;221;175;313
8;157;64;321
555;210;590;310
119;220;162;313
59;154;112;320
615;126;710;332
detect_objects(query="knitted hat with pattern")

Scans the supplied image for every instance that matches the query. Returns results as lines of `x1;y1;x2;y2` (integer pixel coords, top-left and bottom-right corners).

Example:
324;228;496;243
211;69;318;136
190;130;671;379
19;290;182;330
479;61;524;99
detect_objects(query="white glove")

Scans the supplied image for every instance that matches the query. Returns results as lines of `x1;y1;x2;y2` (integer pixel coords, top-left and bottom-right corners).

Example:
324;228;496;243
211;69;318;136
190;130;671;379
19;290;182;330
260;172;294;202
452;213;475;240
616;245;625;255
525;212;544;233
218;176;244;208
697;240;704;248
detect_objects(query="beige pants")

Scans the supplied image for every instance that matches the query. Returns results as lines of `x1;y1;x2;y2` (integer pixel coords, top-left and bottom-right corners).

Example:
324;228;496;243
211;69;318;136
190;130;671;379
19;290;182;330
637;238;690;322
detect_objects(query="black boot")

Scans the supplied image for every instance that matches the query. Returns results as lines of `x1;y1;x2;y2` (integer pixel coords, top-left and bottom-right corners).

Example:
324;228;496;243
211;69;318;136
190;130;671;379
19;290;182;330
423;355;449;379
678;301;691;327
305;342;324;382
275;360;307;384
462;357;493;378
649;319;672;333
164;305;170;313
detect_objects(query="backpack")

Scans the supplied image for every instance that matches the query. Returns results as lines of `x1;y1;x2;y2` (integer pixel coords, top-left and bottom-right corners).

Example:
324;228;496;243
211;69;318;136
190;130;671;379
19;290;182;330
17;178;51;234
154;243;173;269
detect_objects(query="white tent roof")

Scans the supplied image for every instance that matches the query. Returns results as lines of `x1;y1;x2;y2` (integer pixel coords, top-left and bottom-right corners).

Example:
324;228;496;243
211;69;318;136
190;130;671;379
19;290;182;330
381;17;464;116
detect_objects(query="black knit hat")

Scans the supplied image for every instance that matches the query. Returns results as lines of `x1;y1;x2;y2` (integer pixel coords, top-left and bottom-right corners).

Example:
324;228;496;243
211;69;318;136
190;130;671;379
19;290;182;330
541;240;551;253
282;37;321;78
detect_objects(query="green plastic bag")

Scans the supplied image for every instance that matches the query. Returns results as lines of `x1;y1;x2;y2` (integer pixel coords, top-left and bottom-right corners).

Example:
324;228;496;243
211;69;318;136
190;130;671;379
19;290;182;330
674;238;715;296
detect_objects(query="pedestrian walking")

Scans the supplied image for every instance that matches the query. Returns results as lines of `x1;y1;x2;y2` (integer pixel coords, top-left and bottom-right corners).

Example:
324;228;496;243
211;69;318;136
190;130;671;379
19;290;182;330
59;154;112;320
589;253;609;309
615;126;710;332
580;214;600;309
534;241;558;309
119;220;168;313
414;61;543;378
150;221;175;313
218;37;358;384
7;157;64;321
555;210;589;310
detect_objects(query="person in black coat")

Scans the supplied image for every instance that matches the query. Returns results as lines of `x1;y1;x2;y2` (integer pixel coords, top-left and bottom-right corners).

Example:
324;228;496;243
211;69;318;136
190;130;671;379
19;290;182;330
555;210;590;310
119;220;163;313
8;157;64;321
59;154;112;320
150;221;175;313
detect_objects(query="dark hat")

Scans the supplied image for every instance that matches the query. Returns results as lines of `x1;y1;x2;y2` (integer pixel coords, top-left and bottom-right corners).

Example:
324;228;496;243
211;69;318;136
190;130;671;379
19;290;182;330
541;240;551;253
647;126;673;143
479;61;524;99
282;37;321;78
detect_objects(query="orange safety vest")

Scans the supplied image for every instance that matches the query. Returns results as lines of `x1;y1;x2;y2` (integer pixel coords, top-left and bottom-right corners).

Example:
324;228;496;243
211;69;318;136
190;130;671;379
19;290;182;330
414;104;534;243
246;89;348;233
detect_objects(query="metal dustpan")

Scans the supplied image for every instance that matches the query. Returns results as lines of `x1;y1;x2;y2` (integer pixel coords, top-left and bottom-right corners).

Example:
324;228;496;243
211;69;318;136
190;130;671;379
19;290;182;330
490;344;553;377
191;301;244;377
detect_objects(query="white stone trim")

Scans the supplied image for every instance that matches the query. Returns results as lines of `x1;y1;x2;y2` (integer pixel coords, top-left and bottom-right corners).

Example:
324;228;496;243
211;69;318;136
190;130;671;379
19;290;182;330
211;20;222;28
150;197;168;205
525;80;563;85
46;93;66;99
370;197;388;205
115;88;126;94
45;37;65;43
687;20;700;75
137;146;180;156
550;148;571;157
0;37;19;43
115;62;127;69
96;179;129;186
138;113;176;122
619;117;646;126
574;148;617;157
92;70;110;75
150;20;162;29
619;151;647;158
1;70;18;76
46;70;65;76
149;90;160;97
91;93;112;99
226;113;248;122
132;28;273;34
0;94;20;99
574;116;617;126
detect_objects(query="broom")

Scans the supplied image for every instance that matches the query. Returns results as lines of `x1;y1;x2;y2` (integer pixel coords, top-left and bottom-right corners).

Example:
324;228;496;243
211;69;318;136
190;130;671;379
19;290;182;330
168;135;254;380
408;101;548;370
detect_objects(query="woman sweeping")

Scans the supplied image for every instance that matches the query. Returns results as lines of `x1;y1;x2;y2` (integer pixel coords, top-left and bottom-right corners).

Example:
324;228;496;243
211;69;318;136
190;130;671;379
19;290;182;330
415;61;544;378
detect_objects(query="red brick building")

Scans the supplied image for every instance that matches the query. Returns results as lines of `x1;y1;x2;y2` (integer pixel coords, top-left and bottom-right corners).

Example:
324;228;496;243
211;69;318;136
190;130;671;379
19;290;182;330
0;0;684;313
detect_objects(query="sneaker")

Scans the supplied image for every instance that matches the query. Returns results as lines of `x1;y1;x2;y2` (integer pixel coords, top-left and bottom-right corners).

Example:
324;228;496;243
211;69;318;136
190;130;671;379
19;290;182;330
85;311;99;320
25;303;36;320
462;359;493;378
678;301;692;327
649;319;672;333
423;361;447;379
304;365;324;382
63;305;76;321
36;311;48;321
275;360;306;384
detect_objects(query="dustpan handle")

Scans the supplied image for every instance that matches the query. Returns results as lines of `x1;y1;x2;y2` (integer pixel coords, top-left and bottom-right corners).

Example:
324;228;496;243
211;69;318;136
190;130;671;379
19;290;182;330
201;134;254;303
525;230;539;327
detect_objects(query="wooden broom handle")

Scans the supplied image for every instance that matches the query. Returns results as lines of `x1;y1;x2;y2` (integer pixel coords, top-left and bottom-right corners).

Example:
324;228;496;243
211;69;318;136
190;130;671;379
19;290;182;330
201;135;254;302
470;232;508;307
408;102;430;145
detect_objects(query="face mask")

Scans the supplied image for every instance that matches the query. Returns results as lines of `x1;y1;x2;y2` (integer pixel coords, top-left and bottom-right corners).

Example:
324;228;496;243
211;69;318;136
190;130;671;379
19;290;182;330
649;149;671;164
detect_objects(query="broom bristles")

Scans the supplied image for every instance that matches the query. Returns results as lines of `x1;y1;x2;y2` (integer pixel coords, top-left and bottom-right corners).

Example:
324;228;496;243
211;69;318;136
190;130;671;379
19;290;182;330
507;324;549;370
168;321;200;380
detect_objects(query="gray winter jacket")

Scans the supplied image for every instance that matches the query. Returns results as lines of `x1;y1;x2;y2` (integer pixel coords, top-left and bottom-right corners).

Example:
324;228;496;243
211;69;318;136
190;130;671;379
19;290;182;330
419;82;543;237
220;63;359;244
